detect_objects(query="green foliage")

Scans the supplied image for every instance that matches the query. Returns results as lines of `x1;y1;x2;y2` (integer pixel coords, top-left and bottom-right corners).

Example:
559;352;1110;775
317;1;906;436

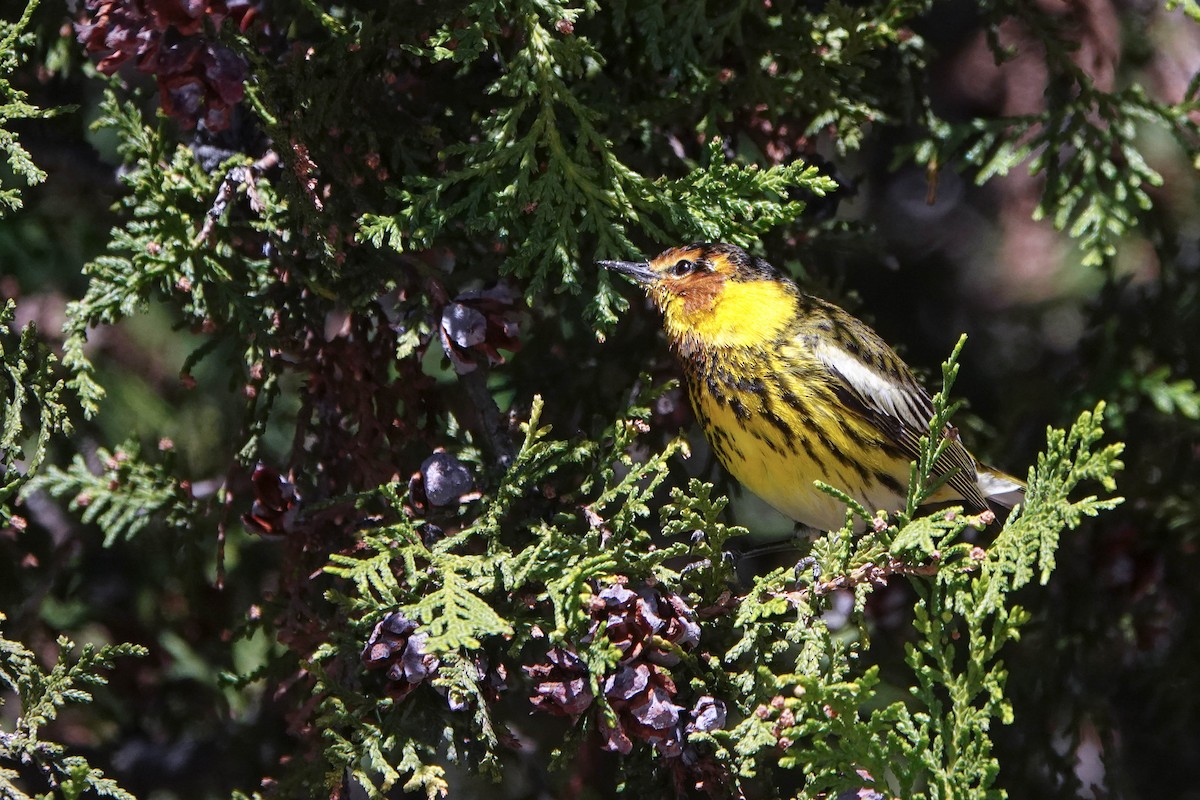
903;333;970;517
906;0;1200;269
1167;0;1200;22
1;303;146;795
884;404;1122;799
0;3;70;526
1;302;71;526
1;219;144;800
773;346;1121;798
1134;366;1200;420
0;1;54;217
314;387;738;796
1;21;150;796
62;93;287;418
22;441;197;546
2;0;1180;797
353;0;867;327
0;618;146;800
303;343;1122;798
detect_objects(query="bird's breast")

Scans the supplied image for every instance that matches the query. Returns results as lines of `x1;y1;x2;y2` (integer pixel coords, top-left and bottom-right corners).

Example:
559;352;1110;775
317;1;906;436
681;346;911;531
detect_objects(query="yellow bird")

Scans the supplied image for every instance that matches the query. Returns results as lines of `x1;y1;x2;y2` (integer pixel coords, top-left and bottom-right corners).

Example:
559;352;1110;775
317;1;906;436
600;242;1024;532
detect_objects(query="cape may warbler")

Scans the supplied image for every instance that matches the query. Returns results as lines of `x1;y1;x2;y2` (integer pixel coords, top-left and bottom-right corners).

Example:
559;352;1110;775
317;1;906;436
600;243;1024;532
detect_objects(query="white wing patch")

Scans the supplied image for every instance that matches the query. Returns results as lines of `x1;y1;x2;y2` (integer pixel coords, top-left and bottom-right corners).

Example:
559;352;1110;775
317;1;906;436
811;339;931;432
810;336;988;508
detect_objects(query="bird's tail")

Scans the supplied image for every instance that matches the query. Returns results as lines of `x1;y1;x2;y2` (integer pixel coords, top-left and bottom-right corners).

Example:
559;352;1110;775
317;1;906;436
977;465;1026;510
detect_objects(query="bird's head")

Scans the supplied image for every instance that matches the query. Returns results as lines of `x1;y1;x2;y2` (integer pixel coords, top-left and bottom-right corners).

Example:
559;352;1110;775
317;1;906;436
599;243;796;349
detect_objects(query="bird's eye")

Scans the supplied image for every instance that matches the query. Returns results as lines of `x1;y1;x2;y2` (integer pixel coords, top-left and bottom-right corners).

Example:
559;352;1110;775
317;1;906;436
670;259;696;277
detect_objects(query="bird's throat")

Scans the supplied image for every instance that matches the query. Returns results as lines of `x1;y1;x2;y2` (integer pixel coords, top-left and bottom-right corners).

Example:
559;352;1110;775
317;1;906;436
660;278;796;351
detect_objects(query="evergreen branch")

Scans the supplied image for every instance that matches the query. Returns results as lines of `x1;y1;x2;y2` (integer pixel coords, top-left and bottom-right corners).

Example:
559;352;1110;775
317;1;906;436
0;619;145;800
981;403;1125;601
0;0;54;217
14;1;1155;794
403;555;513;653
904;334;968;518
61;91;284;417
643;138;837;246
434;395;592;553
1;302;72;526
359;1;841;327
889;401;1122;797
776;555;942;606
22;442;197;546
905;0;1198;269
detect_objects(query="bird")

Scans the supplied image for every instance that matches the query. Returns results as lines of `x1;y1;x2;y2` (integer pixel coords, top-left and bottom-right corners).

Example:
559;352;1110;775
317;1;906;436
599;242;1024;532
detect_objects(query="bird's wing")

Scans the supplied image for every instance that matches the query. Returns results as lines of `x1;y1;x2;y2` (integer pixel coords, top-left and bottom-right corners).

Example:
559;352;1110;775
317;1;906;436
809;335;988;509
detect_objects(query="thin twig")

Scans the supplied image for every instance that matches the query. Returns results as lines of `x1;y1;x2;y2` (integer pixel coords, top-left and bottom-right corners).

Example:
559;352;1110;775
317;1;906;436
195;150;280;245
776;555;950;607
460;365;516;468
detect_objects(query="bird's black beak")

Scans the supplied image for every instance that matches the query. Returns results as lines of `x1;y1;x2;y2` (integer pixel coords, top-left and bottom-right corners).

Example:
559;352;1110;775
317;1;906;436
597;259;657;285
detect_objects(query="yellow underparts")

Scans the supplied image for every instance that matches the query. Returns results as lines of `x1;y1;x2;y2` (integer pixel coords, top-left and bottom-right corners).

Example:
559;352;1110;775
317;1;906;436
658;276;919;530
693;372;912;532
660;278;796;350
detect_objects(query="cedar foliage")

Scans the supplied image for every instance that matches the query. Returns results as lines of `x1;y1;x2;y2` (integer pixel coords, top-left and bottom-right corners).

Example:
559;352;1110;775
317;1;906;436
4;0;1198;798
